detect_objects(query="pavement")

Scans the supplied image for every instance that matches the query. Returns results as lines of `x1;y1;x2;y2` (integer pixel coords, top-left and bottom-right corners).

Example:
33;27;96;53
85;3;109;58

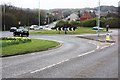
77;33;116;43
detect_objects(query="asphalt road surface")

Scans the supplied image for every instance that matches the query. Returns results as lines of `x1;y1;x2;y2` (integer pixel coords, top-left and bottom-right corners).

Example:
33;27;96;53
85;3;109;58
1;30;118;78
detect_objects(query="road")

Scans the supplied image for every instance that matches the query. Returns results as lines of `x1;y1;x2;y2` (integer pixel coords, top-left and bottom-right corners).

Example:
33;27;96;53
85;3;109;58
1;30;118;78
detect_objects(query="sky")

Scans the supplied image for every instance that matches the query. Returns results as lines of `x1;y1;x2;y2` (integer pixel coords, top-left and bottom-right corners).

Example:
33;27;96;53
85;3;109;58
1;0;119;9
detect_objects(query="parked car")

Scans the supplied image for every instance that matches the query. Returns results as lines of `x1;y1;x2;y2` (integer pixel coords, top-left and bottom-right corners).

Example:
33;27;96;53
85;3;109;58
30;25;38;30
19;26;25;29
10;27;17;32
92;27;103;30
13;28;29;37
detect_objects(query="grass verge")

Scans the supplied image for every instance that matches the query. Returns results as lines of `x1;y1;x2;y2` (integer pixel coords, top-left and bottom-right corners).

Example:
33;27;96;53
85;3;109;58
30;27;106;34
1;39;60;57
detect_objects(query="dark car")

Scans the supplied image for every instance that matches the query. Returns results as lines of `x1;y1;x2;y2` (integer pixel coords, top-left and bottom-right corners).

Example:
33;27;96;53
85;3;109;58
13;28;29;37
10;27;17;32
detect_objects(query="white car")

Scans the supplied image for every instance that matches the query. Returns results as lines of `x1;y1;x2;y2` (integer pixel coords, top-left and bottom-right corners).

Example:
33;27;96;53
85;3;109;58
30;25;38;30
44;28;51;30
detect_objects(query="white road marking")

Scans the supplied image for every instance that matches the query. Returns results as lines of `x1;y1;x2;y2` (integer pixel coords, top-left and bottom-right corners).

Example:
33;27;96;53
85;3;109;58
97;46;100;49
111;43;115;46
30;41;99;74
78;50;95;57
88;41;99;49
31;59;69;73
30;49;96;74
100;45;109;49
100;43;115;50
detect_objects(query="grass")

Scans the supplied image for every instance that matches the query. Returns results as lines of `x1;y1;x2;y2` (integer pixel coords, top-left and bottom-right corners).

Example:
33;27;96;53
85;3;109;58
1;39;60;57
30;27;106;34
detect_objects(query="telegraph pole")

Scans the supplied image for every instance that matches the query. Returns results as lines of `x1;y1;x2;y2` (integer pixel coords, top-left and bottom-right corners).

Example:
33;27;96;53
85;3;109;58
97;0;100;37
3;4;6;31
38;0;40;27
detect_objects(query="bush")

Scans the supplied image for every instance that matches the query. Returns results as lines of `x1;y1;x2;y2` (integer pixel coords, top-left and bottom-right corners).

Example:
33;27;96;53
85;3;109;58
81;18;97;27
0;37;31;47
55;20;66;28
80;18;119;28
55;20;79;29
104;18;120;28
69;20;80;27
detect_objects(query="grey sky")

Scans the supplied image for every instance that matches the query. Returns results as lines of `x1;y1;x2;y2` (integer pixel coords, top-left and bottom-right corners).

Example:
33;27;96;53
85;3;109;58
1;0;119;9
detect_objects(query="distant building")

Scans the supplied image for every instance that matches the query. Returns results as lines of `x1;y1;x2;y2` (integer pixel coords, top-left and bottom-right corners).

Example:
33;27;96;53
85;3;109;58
69;13;79;21
80;11;92;21
51;10;63;20
100;12;108;17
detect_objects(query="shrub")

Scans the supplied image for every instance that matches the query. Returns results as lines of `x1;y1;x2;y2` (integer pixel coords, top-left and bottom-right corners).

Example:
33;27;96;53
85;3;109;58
81;18;97;27
104;18;120;28
79;18;119;28
55;20;79;29
0;37;31;47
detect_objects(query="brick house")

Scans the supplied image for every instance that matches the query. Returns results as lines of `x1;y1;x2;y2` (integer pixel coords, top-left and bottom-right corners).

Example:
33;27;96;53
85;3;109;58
80;11;92;21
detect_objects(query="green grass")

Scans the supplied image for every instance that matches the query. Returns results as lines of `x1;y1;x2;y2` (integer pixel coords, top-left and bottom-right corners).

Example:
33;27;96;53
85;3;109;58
1;39;60;57
30;27;106;34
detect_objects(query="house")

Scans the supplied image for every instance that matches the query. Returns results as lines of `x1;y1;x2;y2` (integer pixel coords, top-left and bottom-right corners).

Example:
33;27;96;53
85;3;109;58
80;11;92;21
51;10;63;20
68;13;79;21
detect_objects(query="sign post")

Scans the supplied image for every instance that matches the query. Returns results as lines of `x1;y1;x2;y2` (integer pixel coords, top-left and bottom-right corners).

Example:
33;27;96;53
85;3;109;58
64;27;67;34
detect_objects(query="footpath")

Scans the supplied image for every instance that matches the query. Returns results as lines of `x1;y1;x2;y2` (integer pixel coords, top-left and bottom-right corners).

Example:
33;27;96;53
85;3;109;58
77;32;116;43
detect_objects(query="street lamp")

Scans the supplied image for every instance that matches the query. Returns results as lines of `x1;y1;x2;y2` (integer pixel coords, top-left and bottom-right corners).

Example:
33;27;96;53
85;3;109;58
97;0;100;37
38;0;40;27
46;13;50;24
3;4;6;31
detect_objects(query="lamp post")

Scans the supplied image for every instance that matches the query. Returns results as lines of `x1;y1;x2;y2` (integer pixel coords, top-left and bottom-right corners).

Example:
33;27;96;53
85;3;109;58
3;4;6;31
38;0;40;27
97;0;100;37
46;13;50;24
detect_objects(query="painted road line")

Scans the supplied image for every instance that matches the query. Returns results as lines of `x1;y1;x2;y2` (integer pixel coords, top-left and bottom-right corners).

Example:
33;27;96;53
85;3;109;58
88;41;100;50
100;45;109;50
31;59;69;74
78;50;95;57
31;42;98;74
31;48;96;74
111;43;115;46
97;45;100;50
100;43;115;50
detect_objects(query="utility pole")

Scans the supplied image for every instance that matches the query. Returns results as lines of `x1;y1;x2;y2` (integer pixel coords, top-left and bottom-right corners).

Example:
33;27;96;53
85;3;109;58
97;0;100;37
38;0;40;27
47;13;49;24
3;4;6;31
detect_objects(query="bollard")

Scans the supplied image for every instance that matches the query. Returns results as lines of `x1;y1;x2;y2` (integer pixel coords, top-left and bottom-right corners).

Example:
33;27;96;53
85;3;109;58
106;33;110;41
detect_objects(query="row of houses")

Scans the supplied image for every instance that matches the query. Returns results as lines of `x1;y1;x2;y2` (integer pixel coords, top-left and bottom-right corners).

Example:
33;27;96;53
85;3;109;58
67;10;118;22
50;9;118;22
67;11;94;21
